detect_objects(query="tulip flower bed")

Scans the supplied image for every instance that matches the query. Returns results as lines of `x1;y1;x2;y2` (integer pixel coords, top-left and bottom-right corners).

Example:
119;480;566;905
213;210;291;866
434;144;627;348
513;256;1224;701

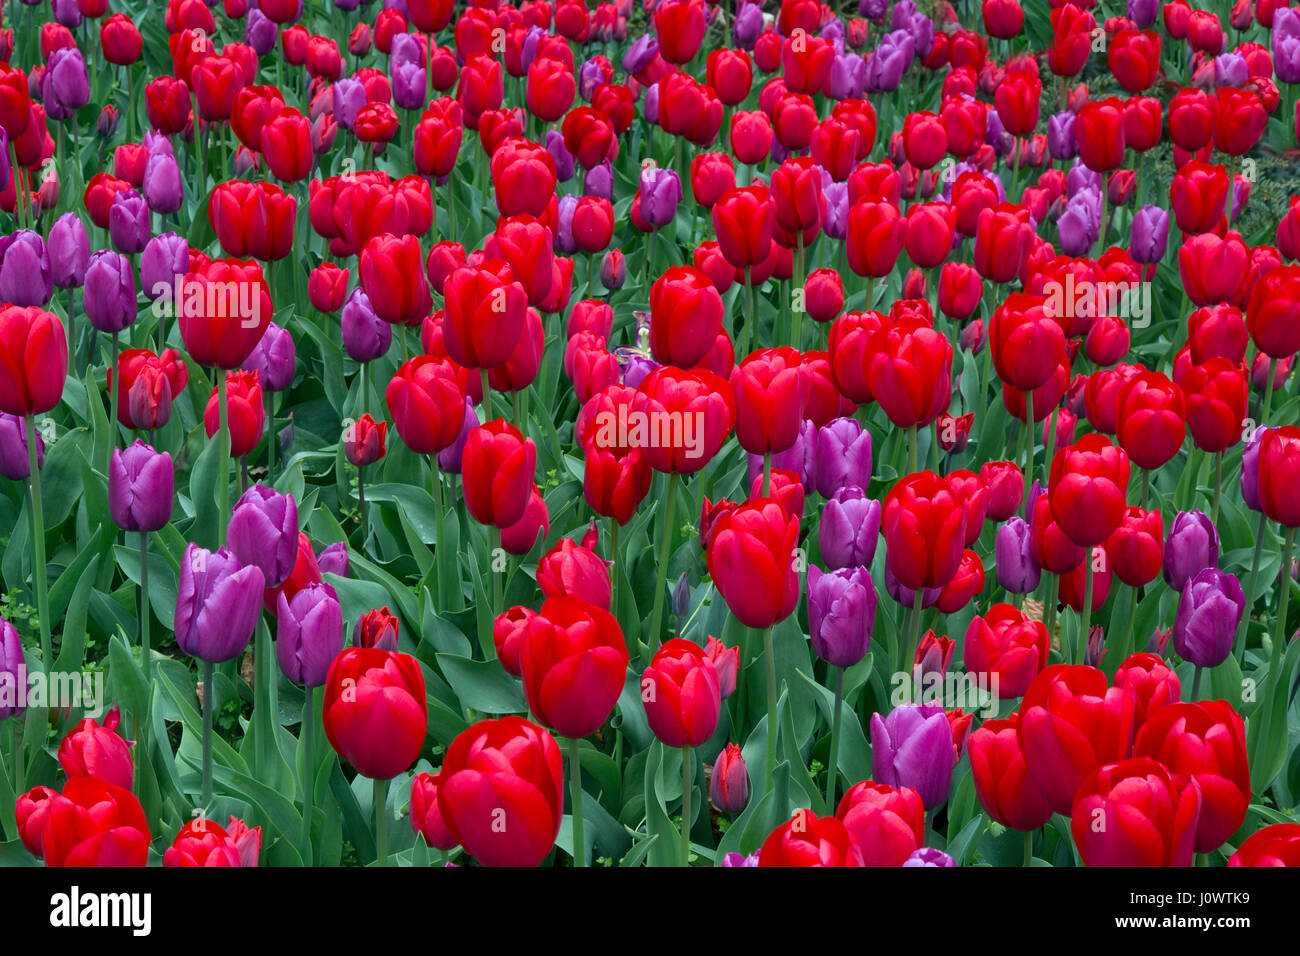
2;0;1300;874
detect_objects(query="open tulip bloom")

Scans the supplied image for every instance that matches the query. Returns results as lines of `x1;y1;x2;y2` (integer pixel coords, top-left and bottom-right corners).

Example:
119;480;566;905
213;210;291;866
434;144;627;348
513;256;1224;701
3;0;1300;886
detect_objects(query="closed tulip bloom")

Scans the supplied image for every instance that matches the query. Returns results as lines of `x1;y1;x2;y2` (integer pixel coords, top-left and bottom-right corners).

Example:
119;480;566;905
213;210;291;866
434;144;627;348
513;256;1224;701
807;565;876;668
642;637;721;747
871;703;955;811
276;582;343;688
1071;758;1200;867
835;780;924;866
37;777;151;867
964;603;1049;699
709;743;749;813
108;440;173;534
57;710;133;791
174;543;265;664
0;305;68;417
537;537;611;610
1173;568;1244;668
706;497;800;629
0;230;52;306
883;471;966;591
1162;510;1219;591
322;647;426;779
438;716;563;867
385;356;465;455
1047;434;1130;548
968;713;1053;832
463;420;537;528
83;249;137;333
819;486;880;570
227;484;299;589
995;516;1041;594
1017;664;1136;815
1134;700;1248;853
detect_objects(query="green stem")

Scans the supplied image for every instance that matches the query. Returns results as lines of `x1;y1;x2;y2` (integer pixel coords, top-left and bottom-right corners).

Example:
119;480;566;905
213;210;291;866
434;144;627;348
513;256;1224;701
25;416;50;678
680;745;692;867
647;472;680;653
374;775;389;866
824;665;843;807
201;659;214;809
569;737;586;867
762;624;777;796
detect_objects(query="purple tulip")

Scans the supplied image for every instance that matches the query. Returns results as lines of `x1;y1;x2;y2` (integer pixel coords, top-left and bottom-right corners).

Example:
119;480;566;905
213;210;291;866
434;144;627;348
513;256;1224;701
903;847;956;867
0;230;52;306
140;232;189;301
244;321;296;392
142;150;183;214
0;412;42;481
1047;110;1077;161
819;486;880;570
276;582;343;687
814;417;872;499
227;484;299;588
545;129;576;183
0;616;25;720
108;190;150;255
175;544;265;664
341;286;392;363
83;249;137;333
41;48;89;120
871;702;954;811
246;9;278;55
1173;567;1245;669
109;440;174;533
1163;510;1219;591
1129;204;1169;264
437;397;479;473
807;565;876;667
995;516;1041;594
638;165;681;227
317;541;350;578
1241;425;1269;510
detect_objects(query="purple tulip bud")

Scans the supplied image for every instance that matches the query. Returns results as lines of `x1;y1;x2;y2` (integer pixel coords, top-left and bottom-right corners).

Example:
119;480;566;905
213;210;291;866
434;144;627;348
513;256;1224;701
108;190;150;255
0;615;26;719
807;564;876;667
600;249;626;292
175;544;265;664
243;321;296;392
142;150;184;215
709;743;750;813
1162;510;1219;591
1047;110;1077;161
1129;204;1169;264
0;412;42;480
903;847;956;867
109;440;174;533
0;230;52;306
227;484;300;588
276;581;343;687
734;1;764;47
639;165;681;227
1172;567;1244;669
1241;424;1269;510
819;485;881;570
332;77;367;133
814;417;872;499
246;9;278;55
140;232;189;300
83;249;137;333
42;47;90;119
995;516;1041;594
545;129;576;183
341;286;392;362
584;160;613;200
317;541;350;578
871;702;954;811
437;397;479;473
